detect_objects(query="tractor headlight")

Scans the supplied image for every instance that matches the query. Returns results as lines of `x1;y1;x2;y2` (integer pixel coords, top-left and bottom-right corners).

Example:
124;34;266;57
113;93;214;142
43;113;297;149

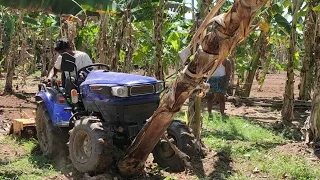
155;82;165;93
111;86;129;97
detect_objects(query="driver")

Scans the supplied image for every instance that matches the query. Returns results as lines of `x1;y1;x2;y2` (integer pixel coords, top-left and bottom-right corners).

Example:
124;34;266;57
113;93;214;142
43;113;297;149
47;39;93;84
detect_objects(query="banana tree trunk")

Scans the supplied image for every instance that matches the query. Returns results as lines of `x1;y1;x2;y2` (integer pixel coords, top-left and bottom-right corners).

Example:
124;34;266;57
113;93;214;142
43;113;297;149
108;17;117;67
41;21;48;77
4;12;21;94
20;39;27;86
29;32;37;74
188;91;202;141
305;13;320;142
111;17;124;72
258;55;271;91
298;0;317;101
47;29;55;72
154;0;165;80
124;9;133;73
0;21;3;77
282;0;302;124
241;25;268;97
4;37;17;94
117;0;268;176
187;0;209;149
97;13;109;64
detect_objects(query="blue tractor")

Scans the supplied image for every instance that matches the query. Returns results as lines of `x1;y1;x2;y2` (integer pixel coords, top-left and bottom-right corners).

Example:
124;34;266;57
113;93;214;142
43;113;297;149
35;53;196;173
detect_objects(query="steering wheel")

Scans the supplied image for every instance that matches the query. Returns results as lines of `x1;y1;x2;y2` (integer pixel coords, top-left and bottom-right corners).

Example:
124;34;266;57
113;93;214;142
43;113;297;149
78;63;110;75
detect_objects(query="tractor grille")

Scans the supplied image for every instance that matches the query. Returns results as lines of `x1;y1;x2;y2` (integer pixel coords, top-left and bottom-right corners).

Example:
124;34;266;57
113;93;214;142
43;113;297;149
130;84;155;96
123;102;158;122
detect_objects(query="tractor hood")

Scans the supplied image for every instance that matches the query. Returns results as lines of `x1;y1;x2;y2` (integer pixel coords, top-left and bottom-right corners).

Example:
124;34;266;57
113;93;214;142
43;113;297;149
81;70;159;86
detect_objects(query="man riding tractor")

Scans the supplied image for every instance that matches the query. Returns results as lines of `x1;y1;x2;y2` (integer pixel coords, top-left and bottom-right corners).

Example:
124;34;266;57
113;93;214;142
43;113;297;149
47;39;93;87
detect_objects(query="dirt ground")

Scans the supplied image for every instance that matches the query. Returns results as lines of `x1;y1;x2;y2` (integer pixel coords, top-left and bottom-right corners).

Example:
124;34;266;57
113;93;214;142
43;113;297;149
0;71;317;180
249;71;300;99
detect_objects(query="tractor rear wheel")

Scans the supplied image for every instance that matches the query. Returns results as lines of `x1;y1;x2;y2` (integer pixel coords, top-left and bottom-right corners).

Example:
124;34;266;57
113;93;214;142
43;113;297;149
152;120;197;172
69;116;113;174
35;103;64;157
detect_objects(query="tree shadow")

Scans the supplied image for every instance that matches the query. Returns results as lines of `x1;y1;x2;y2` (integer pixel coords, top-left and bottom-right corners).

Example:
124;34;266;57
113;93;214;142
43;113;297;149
207;145;233;179
28;143;168;180
214;120;247;141
128;171;166;180
182;147;234;179
188;115;288;179
202;115;247;142
313;140;320;159
184;151;207;178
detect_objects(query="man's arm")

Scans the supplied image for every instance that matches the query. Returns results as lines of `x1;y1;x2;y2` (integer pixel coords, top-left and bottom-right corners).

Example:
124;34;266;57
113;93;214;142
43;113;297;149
47;67;58;80
47;55;62;81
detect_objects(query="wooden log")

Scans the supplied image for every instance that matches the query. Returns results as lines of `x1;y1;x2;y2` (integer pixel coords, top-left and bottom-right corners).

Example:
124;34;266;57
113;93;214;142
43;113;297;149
226;96;311;109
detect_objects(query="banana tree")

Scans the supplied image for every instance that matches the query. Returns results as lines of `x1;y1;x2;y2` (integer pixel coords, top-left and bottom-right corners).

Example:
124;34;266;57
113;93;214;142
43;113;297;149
303;4;320;143
187;0;213;153
281;0;304;125
299;0;318;101
154;0;166;80
241;11;271;97
3;10;20;94
308;14;320;142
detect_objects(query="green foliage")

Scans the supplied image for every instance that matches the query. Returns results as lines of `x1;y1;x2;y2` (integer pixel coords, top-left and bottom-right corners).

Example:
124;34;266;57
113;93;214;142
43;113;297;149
131;2;191;73
274;13;291;34
75;22;99;59
312;5;320;12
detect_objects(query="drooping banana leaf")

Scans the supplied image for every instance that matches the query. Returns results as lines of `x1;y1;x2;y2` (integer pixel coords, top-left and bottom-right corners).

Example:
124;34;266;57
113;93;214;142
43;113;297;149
0;0;82;15
0;0;185;17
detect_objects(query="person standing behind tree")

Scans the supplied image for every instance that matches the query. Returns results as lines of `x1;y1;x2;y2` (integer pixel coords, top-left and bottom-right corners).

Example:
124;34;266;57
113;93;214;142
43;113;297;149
206;58;231;116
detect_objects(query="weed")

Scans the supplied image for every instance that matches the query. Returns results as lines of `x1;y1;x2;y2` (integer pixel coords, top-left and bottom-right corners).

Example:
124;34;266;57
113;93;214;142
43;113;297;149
0;137;61;180
199;112;320;179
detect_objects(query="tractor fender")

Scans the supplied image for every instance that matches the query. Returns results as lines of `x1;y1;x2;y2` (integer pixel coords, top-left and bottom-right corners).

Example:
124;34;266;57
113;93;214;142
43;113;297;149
35;89;72;127
35;90;54;118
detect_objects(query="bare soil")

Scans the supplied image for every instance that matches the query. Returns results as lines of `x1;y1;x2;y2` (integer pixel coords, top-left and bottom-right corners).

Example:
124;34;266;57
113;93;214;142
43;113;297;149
249;71;300;99
0;143;27;164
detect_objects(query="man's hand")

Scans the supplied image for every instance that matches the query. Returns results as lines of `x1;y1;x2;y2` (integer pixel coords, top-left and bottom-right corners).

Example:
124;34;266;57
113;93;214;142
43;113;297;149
42;78;51;87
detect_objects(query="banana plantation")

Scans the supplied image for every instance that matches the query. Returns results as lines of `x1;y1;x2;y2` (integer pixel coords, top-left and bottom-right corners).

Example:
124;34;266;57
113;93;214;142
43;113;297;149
0;0;320;179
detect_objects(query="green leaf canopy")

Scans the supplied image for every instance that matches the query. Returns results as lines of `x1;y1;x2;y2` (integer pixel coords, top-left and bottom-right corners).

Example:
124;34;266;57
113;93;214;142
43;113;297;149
0;0;82;15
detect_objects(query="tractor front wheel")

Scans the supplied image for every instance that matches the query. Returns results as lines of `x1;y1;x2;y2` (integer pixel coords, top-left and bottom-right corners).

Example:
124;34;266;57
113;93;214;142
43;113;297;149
69;117;113;174
152;120;197;172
